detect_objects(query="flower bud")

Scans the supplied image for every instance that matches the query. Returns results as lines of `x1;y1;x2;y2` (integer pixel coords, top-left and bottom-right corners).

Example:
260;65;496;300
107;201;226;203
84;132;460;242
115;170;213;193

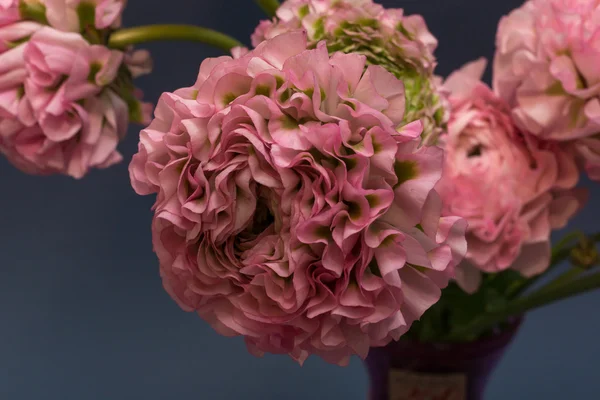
570;236;599;269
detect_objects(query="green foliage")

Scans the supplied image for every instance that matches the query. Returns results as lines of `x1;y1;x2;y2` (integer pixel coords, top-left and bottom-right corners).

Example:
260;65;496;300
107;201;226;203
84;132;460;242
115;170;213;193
405;233;600;343
110;65;144;124
19;1;48;25
406;270;527;343
77;2;96;31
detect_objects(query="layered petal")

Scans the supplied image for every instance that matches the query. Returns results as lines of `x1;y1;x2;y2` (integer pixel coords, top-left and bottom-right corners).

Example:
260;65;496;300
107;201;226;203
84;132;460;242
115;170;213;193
250;0;447;144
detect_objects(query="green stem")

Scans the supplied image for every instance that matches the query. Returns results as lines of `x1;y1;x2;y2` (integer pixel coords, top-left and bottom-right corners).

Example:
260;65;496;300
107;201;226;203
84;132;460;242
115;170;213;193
536;267;586;294
507;231;596;298
447;271;600;341
255;0;280;16
108;24;243;51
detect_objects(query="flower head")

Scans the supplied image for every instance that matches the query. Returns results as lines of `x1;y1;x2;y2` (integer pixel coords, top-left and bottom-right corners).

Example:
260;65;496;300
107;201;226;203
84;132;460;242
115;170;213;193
0;0;151;177
251;0;447;145
439;59;586;292
130;31;466;365
493;0;600;180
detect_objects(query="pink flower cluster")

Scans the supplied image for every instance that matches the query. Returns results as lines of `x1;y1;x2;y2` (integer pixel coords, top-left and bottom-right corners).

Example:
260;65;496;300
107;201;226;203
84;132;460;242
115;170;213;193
0;0;151;178
493;0;600;181
251;0;446;144
438;59;586;292
130;31;466;365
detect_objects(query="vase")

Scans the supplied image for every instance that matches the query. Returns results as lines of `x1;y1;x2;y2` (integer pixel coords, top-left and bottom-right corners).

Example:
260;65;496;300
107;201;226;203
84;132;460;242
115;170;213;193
364;317;523;400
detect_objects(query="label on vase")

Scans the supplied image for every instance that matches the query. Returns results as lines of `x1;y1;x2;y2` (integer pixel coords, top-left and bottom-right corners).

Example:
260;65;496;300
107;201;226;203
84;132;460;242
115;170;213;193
388;370;467;400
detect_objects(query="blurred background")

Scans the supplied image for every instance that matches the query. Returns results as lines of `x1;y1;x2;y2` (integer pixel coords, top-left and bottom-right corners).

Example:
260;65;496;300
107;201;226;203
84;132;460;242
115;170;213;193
1;0;599;399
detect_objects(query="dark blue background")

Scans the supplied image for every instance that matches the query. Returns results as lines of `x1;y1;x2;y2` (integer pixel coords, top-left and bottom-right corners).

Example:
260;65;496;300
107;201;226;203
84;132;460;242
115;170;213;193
2;1;599;399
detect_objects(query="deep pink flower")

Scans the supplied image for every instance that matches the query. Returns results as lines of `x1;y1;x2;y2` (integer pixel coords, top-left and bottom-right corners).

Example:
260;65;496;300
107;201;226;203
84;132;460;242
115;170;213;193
493;0;600;180
439;59;586;292
130;31;466;365
0;1;151;178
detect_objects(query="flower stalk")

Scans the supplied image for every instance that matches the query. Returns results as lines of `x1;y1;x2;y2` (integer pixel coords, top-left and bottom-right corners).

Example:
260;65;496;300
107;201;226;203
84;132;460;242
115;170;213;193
108;24;243;51
447;270;600;341
507;232;600;298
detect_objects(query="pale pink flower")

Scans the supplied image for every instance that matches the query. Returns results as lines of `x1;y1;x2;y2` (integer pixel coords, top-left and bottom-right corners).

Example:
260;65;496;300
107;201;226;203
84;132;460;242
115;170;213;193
130;31;466;365
493;0;600;180
250;0;446;144
0;2;152;178
439;59;586;293
0;28;122;177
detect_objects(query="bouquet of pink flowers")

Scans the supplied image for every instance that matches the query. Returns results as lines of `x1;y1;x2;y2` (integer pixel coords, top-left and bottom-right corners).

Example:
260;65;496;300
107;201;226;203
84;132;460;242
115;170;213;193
2;0;600;396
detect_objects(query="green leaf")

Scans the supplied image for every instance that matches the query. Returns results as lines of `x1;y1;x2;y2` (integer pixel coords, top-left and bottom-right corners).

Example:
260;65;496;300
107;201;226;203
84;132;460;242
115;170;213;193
545;81;566;96
77;2;96;31
19;0;48;24
484;288;508;313
87;62;102;83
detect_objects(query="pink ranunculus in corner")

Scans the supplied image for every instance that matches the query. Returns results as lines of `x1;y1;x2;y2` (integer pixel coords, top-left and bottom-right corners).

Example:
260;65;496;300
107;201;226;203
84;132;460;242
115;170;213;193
0;0;152;178
493;0;600;181
0;27;124;177
438;58;587;293
129;31;466;365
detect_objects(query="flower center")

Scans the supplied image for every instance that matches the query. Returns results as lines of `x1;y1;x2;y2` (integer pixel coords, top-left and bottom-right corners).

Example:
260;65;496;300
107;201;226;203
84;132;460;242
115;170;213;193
249;195;275;237
467;144;483;157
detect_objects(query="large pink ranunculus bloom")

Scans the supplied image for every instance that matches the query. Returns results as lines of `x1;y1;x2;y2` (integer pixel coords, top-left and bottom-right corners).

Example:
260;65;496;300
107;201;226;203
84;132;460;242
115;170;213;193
130;31;466;365
493;0;600;180
439;59;586;293
250;0;446;145
0;2;151;178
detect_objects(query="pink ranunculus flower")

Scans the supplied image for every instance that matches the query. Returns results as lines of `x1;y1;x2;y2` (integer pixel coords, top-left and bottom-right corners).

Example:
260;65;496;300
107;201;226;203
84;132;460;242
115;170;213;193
250;0;447;145
129;31;466;365
493;0;600;180
439;58;586;293
0;2;152;178
0;27;124;177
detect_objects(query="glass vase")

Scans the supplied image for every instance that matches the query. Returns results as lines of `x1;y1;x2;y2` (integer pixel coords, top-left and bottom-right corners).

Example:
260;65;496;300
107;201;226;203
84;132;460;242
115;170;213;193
364;318;522;400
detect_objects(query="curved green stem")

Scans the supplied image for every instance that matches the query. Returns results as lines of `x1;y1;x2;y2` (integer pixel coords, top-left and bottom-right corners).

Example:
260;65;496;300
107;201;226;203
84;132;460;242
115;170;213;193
508;231;599;298
108;24;243;51
255;0;280;16
535;267;586;294
447;271;600;341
